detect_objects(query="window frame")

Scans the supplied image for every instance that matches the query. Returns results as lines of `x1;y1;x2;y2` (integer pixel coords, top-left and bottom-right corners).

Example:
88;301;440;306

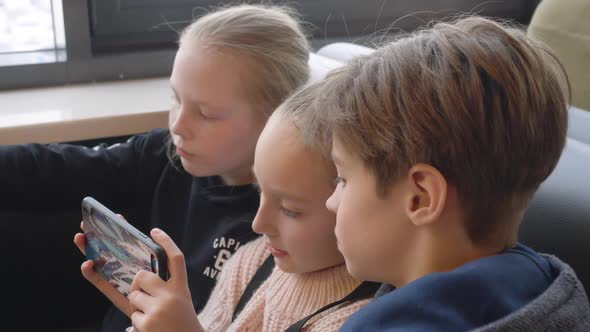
0;0;540;91
0;0;176;90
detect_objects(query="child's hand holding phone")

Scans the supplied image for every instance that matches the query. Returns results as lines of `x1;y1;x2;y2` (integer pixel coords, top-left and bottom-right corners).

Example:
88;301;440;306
126;228;205;332
74;196;168;318
75;226;205;331
80;197;168;294
74;224;135;317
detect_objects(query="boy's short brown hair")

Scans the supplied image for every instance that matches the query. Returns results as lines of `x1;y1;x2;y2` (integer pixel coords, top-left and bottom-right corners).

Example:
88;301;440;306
303;16;570;244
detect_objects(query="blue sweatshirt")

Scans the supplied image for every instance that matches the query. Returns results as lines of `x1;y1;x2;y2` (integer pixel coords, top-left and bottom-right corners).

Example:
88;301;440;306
341;244;590;331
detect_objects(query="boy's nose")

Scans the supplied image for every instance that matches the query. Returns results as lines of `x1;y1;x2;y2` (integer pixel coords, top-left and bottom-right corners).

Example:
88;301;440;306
326;189;340;213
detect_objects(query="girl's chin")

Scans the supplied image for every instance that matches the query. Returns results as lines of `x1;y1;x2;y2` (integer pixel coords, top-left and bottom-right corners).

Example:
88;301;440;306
179;159;213;177
275;257;301;273
274;258;311;274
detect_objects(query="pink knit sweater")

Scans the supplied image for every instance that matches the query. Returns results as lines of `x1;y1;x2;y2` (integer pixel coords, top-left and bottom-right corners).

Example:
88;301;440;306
198;237;370;331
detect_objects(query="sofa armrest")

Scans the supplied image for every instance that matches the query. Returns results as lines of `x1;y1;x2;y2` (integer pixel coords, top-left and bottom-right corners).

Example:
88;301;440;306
568;106;590;145
316;42;375;63
520;138;590;296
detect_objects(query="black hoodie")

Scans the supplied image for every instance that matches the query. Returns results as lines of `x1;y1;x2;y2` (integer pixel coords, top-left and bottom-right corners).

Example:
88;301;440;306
0;128;260;331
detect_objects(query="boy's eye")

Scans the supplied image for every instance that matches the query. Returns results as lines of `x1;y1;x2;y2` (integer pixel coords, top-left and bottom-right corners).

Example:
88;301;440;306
280;206;300;218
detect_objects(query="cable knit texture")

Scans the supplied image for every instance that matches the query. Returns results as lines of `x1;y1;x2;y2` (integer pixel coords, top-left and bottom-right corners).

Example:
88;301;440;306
198;237;370;331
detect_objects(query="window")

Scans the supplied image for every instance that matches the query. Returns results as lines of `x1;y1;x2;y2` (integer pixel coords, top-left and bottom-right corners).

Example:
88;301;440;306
87;0;541;54
0;0;541;91
0;0;66;66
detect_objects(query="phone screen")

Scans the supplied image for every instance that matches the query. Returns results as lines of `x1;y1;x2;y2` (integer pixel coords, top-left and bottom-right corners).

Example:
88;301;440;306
83;204;161;296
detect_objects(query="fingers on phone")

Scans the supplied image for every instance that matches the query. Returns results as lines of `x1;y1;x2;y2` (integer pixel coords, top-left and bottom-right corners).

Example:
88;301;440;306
74;233;86;255
81;261;106;290
80;221;84;230
81;261;135;317
81;261;133;316
81;260;94;276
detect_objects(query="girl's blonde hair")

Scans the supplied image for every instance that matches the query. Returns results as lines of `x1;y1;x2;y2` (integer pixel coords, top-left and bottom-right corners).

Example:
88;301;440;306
167;4;310;166
179;3;310;116
272;81;336;186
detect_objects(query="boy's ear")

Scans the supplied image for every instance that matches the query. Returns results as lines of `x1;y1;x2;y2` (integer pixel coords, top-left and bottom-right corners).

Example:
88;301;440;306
405;164;447;226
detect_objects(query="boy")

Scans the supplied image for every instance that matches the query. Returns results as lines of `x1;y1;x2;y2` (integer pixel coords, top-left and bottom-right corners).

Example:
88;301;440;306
302;17;590;331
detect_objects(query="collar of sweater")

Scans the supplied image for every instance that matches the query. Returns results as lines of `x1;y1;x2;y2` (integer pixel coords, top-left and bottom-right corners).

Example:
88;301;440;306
262;263;362;317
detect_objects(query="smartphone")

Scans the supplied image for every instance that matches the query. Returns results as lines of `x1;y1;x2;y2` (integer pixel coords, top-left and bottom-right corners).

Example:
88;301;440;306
82;196;168;296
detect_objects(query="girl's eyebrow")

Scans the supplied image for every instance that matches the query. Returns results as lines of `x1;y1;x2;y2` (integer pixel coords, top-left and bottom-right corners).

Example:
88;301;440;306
259;185;309;203
252;166;311;203
170;83;220;110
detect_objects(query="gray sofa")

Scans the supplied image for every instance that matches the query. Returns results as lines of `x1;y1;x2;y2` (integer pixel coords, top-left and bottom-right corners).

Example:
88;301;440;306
568;106;590;145
520;137;590;296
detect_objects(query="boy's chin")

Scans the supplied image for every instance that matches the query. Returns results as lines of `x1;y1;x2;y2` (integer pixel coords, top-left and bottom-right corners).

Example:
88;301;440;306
343;257;370;280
